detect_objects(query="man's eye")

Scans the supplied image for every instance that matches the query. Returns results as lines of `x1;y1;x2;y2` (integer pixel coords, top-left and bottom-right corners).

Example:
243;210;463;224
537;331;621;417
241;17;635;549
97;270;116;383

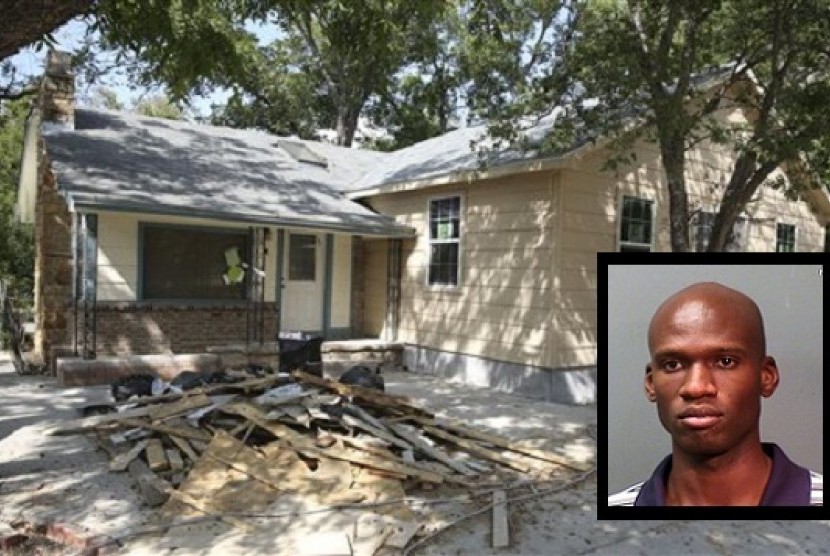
717;357;738;368
662;360;682;371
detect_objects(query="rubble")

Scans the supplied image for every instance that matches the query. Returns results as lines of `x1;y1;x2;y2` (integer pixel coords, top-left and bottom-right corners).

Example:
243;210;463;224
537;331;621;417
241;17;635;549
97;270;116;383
49;367;592;554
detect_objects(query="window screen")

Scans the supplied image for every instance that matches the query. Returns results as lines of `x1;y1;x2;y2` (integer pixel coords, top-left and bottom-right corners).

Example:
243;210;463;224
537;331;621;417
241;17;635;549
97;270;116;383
289;234;317;281
142;226;248;300
428;196;461;286
776;223;796;252
619;196;653;252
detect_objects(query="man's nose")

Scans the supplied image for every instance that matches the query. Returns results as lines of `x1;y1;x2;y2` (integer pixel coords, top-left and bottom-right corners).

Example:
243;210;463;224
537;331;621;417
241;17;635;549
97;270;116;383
678;362;718;399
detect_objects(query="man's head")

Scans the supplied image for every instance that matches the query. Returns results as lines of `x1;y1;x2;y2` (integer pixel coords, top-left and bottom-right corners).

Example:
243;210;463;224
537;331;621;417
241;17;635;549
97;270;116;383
645;282;779;459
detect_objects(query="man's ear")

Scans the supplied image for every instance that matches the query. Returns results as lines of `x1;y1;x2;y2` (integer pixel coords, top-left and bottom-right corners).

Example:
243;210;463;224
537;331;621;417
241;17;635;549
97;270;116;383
645;364;657;402
760;356;780;398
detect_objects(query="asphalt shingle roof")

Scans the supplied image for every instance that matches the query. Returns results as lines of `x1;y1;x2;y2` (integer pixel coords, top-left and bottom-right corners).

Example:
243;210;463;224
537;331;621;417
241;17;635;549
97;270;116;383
44;108;413;237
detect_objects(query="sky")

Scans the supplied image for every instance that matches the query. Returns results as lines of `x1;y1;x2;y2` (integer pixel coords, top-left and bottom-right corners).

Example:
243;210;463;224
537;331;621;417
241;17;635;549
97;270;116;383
8;18;280;120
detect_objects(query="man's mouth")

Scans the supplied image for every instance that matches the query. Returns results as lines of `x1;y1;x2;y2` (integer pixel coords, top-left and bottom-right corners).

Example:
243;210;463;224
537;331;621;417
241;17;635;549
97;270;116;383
678;406;723;429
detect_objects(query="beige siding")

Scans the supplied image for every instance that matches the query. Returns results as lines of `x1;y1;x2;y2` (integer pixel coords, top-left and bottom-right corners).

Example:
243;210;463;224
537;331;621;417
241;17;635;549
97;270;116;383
95;211;280;302
560;125;827;254
362;104;828;373
330;234;352;328
366;173;556;368
362;238;388;337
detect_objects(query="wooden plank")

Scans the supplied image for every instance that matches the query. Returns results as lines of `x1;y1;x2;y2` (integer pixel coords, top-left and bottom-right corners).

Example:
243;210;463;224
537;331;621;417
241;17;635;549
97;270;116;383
291;370;432;417
422;425;531;473
168;434;200;462
281;404;311;427
48;405;154;435
109;439;150;472
148;393;212;422
384;520;423;549
166;448;184;471
412;415;590;471
145;438;169;472
342;414;413;451
113;374;285;408
222;403;444;484
386;422;476;476
128;459;171;507
119;418;212;443
492;490;509;548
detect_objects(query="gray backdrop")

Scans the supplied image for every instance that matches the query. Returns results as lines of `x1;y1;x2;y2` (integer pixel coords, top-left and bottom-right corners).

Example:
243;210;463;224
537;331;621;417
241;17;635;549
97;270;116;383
607;264;823;494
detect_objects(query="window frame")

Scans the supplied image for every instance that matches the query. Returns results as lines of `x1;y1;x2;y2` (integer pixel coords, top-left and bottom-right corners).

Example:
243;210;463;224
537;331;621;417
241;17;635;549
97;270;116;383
286;232;319;282
137;222;251;303
775;222;797;253
617;194;655;253
425;193;464;289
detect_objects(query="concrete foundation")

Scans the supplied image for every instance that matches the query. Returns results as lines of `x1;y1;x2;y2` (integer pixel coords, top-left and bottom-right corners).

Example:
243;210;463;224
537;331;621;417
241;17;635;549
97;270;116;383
403;344;596;405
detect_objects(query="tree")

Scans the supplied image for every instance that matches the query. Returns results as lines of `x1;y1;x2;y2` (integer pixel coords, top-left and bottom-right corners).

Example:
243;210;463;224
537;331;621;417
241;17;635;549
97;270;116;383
0;98;34;302
487;0;830;252
0;0;91;62
133;94;184;120
87;86;123;111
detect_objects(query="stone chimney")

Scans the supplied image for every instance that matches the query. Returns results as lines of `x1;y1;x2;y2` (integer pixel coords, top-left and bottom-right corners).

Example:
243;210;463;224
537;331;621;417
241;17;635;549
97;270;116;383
40;50;75;129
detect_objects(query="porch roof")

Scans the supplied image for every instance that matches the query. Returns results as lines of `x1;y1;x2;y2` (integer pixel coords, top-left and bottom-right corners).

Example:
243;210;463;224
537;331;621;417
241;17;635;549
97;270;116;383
43;108;414;237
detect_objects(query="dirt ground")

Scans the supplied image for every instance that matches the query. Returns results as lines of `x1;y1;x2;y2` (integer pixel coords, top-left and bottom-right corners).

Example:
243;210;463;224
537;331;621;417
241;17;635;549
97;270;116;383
1;351;828;555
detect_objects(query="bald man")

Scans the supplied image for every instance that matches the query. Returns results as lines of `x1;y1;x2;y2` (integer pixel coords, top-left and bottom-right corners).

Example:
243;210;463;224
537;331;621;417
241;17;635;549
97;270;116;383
608;282;823;506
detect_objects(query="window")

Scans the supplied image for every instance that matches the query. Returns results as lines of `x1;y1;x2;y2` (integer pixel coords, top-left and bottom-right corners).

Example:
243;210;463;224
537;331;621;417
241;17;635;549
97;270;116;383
619;196;653;252
428;196;461;286
142;225;248;300
776;223;796;252
288;233;317;281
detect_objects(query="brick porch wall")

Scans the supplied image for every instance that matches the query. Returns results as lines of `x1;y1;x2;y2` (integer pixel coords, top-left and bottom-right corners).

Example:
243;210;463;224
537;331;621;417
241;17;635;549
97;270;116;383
64;302;279;358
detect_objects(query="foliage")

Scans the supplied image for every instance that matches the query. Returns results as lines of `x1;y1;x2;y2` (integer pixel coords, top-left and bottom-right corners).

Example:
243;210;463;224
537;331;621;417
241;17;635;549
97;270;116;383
133;94;184;120
87;86;124;111
0;98;34;303
482;0;830;252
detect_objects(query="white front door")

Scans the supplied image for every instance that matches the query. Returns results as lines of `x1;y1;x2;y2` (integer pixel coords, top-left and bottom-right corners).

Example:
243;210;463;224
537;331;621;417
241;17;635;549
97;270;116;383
281;232;324;332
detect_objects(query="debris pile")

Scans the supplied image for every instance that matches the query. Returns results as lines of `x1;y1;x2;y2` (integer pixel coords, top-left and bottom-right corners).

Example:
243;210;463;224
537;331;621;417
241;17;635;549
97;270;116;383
51;368;588;553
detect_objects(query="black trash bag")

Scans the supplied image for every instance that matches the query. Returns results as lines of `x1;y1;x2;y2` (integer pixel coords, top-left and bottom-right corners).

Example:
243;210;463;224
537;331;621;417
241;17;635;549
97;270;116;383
338;365;385;392
111;374;155;402
169;371;210;391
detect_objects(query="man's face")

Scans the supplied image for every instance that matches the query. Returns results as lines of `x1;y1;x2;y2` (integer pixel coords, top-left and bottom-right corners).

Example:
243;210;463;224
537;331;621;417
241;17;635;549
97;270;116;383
645;288;779;459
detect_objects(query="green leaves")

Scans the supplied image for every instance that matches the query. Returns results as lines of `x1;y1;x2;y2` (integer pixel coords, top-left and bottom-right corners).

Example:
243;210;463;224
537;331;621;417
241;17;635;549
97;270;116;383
0;98;34;301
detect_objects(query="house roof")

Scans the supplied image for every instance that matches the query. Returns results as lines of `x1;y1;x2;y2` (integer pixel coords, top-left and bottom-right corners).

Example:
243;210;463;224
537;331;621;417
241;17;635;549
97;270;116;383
343;64;751;199
343;117;582;197
41;108;413;237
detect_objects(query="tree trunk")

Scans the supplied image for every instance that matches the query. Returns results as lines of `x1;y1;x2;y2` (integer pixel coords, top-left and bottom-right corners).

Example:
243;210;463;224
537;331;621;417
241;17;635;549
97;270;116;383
706;153;756;251
336;102;359;147
660;139;691;252
707;152;779;252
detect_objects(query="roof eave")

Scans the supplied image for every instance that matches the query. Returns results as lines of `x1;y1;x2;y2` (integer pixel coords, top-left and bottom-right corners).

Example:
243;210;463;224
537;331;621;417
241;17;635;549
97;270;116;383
68;195;416;238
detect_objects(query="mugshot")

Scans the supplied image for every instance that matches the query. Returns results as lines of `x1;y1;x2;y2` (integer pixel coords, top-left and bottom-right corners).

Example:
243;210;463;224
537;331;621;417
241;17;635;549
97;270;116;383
599;255;824;517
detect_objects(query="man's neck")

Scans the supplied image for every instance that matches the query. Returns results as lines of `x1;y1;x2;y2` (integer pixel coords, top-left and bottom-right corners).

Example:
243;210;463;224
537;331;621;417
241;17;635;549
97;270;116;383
665;441;772;506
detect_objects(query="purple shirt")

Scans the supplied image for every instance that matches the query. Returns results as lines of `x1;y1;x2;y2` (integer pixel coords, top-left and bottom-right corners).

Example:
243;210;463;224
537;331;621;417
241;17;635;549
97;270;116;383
635;443;812;506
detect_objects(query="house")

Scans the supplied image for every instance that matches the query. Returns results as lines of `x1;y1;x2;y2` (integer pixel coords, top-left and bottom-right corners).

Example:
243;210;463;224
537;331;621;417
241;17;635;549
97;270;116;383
17;52;830;404
16;52;415;377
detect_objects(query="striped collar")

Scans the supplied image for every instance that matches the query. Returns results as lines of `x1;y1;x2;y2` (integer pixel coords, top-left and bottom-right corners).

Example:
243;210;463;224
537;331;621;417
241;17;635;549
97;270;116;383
635;443;813;506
